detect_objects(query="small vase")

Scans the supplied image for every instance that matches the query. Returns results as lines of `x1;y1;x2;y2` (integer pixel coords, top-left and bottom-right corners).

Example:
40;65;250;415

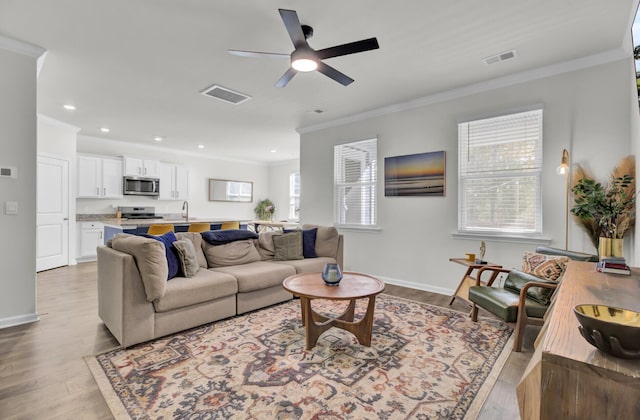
321;263;343;286
611;238;624;257
598;237;612;258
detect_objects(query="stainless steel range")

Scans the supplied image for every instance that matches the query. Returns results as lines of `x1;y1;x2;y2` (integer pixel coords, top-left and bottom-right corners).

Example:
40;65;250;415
119;206;162;219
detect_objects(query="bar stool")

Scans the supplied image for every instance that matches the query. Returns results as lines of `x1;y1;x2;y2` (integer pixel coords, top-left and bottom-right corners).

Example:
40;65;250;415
220;221;240;230
188;222;211;233
147;224;174;235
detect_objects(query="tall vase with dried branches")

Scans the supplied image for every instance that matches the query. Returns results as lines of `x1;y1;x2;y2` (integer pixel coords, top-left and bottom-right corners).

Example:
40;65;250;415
570;156;636;256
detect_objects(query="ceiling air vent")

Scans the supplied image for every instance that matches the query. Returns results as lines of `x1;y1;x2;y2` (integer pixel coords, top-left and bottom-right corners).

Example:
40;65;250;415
482;49;518;65
200;84;251;105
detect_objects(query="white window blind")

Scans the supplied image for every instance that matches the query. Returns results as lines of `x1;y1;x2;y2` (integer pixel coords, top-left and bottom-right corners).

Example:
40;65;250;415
334;138;377;227
458;109;543;234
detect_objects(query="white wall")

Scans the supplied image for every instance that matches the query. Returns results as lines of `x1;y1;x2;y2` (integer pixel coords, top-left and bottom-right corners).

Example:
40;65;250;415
268;159;299;221
0;47;39;327
76;135;269;220
300;59;634;294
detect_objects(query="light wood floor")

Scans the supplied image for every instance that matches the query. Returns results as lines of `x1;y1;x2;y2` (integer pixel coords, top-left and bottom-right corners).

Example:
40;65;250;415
0;263;538;419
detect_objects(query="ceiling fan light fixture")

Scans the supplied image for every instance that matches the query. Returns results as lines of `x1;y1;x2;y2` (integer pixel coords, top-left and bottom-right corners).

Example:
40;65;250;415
291;49;317;72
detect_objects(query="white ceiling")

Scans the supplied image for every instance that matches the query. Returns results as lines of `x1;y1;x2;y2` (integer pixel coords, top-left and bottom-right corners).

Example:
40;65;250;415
0;0;637;163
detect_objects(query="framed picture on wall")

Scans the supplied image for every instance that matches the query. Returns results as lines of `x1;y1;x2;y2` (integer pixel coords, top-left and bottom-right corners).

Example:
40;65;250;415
384;150;446;196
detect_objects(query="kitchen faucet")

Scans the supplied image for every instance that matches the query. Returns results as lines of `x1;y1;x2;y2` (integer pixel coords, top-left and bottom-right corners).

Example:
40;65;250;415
182;201;189;222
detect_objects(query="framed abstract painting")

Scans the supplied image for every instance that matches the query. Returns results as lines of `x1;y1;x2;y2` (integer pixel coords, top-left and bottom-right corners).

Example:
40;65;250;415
384;150;446;196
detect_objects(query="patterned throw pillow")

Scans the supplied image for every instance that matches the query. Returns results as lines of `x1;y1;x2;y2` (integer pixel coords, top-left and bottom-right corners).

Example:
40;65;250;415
521;252;570;281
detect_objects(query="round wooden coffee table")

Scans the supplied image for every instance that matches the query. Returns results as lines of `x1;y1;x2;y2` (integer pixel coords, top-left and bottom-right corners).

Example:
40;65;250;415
282;272;385;350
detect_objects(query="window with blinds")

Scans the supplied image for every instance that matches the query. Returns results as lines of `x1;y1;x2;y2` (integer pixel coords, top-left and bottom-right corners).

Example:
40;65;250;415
334;138;377;227
458;109;543;234
289;172;300;220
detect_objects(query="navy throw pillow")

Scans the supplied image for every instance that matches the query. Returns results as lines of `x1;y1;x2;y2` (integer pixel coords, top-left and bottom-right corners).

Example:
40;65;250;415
140;231;181;280
201;229;258;245
284;228;318;258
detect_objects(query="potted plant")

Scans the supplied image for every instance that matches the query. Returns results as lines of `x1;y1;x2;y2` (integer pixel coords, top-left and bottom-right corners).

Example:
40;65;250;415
254;198;276;221
571;157;635;256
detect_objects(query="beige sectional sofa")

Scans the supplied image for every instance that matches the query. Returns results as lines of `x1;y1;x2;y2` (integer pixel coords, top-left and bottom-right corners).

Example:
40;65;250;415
97;226;343;347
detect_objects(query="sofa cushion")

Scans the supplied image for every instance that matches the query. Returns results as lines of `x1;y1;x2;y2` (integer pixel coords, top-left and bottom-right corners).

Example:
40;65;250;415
255;231;281;260
303;224;339;258
111;234;168;302
173;239;199;278
274;256;337;274
140;232;181;280
273;231;304;261
522;252;569;281
176;232;207;269
201;229;258;245
211;261;296;293
284;228;318;258
153;269;238;312
203;239;261;268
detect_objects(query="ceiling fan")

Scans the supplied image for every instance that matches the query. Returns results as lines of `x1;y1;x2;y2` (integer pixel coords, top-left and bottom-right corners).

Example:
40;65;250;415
228;9;379;87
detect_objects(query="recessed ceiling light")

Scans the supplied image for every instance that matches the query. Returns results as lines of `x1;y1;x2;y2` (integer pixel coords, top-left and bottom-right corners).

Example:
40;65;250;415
270;150;277;153
100;127;110;133
197;144;205;149
63;104;76;110
153;136;163;142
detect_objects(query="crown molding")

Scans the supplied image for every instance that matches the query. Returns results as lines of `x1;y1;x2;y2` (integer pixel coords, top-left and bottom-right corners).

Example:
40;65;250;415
0;33;45;58
37;114;81;133
298;47;630;134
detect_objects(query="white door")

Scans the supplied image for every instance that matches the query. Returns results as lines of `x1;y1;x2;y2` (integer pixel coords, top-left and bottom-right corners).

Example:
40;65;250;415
37;156;69;271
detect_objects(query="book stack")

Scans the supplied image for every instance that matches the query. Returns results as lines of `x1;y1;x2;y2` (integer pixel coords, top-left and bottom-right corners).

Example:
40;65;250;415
596;256;631;275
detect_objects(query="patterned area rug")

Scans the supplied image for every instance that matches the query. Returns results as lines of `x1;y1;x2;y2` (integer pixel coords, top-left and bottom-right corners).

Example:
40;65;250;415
86;294;513;419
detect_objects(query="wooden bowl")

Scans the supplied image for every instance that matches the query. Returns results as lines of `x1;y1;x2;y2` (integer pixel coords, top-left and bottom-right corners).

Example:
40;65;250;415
573;304;640;359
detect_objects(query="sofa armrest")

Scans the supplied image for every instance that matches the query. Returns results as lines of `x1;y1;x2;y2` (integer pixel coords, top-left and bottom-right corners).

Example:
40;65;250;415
97;246;156;347
336;234;344;269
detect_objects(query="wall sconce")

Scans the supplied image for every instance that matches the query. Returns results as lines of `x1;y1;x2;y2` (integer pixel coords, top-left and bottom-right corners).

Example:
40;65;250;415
557;149;570;249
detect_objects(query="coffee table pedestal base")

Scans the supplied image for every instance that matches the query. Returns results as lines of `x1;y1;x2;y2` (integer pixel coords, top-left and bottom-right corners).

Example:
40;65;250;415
300;296;376;350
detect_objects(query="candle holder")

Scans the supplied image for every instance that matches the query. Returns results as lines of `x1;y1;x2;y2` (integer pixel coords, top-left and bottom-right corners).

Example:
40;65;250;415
321;263;343;286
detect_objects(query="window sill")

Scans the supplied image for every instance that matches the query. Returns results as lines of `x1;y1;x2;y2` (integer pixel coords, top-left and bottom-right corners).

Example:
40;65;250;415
451;231;551;245
335;224;382;233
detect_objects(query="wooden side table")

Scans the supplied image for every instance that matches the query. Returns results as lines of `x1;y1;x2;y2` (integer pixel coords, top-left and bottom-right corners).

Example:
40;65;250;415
449;257;502;311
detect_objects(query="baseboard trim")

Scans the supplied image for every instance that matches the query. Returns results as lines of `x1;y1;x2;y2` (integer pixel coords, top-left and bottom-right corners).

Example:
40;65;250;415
0;313;40;329
378;275;455;296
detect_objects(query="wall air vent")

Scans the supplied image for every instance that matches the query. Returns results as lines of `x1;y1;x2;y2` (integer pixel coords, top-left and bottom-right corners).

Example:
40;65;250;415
200;84;251;105
482;49;518;65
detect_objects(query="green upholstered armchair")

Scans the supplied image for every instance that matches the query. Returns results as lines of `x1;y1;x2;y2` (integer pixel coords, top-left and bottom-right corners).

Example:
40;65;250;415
468;246;597;352
469;268;557;352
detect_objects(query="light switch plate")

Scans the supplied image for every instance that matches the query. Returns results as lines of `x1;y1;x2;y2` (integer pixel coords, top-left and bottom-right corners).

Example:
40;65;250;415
5;201;18;215
0;166;17;178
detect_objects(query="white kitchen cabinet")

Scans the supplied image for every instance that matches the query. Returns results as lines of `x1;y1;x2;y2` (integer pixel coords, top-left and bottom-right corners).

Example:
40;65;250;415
158;162;189;200
77;155;123;198
123;156;159;177
77;221;104;261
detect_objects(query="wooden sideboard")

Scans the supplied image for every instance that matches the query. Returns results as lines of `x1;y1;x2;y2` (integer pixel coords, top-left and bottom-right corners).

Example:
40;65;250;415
517;261;640;419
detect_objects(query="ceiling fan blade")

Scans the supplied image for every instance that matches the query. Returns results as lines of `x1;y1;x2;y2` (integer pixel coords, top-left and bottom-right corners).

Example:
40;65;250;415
228;49;289;59
275;67;297;88
315;38;380;60
316;61;354;86
279;9;307;48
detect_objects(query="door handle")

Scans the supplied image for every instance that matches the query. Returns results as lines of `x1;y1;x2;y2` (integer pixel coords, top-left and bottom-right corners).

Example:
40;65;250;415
63;218;69;221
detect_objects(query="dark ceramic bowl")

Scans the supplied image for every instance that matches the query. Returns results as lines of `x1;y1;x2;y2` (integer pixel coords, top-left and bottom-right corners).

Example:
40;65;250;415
573;304;640;359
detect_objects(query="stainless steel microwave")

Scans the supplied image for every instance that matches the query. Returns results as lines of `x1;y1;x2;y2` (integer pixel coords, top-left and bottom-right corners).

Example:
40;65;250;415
123;176;160;196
